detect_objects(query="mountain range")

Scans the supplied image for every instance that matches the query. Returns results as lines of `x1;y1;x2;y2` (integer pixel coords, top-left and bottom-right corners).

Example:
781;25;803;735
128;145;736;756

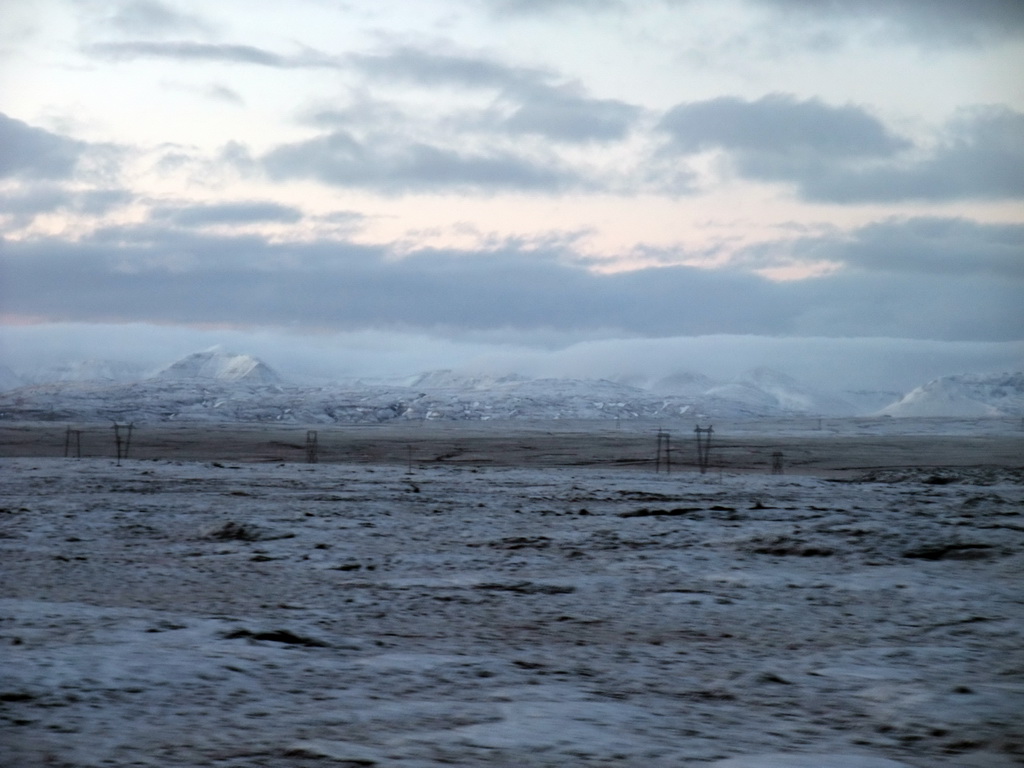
0;347;1020;423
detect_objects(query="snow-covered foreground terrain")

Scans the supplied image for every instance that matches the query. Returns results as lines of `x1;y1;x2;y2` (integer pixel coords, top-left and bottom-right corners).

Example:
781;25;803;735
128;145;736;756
2;439;1023;766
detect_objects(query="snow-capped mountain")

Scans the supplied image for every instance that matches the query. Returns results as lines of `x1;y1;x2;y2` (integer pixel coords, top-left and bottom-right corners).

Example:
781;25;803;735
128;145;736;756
153;347;282;385
0;369;856;425
880;372;1024;417
5;349;1016;425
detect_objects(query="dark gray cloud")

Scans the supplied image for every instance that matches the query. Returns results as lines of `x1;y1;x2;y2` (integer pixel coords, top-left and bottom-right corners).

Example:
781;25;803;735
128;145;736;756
660;94;906;157
743;217;1024;280
2;221;1019;341
262;130;582;193
0;113;87;180
86;41;339;68
756;0;1024;45
150;202;303;227
835;217;1024;278
801;107;1024;202
659;96;1024;202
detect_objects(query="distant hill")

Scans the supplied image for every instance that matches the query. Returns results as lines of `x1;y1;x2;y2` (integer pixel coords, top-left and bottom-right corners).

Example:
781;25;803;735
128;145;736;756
879;372;1024;417
6;352;1018;424
648;371;719;397
42;359;147;383
153;347;282;385
640;367;856;416
0;364;24;392
406;370;529;390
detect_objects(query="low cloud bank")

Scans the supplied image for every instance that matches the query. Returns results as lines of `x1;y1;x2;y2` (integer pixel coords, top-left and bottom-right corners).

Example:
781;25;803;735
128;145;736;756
1;323;1020;394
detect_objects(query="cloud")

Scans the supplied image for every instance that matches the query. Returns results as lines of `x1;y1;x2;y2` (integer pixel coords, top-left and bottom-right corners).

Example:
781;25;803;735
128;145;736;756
801;106;1024;202
150;201;303;227
2;322;1020;395
756;0;1024;45
205;84;243;104
352;46;550;92
86;41;339;68
826;217;1024;278
2;223;1019;342
482;0;625;16
739;217;1024;281
351;47;641;143
262;130;583;193
0;113;87;180
500;85;641;142
659;96;1024;202
660;94;906;158
489;0;1024;44
108;0;211;37
0;187;132;227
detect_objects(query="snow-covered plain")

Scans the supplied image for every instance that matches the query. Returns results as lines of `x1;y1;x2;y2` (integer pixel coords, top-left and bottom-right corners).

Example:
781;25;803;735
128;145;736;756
2;421;1023;767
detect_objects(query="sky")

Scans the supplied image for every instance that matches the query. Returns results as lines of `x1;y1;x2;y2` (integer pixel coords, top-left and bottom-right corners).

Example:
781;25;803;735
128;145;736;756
1;0;1022;390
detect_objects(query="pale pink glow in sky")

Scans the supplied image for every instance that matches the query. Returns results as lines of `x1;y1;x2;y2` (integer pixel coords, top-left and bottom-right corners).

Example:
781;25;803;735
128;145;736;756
1;0;1021;381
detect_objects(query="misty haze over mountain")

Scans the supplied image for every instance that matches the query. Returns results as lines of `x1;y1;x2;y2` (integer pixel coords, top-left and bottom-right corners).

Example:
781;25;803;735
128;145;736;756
2;346;1021;423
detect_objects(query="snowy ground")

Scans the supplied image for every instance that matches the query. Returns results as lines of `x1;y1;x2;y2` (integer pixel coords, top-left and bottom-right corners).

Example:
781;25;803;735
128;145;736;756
1;423;1023;767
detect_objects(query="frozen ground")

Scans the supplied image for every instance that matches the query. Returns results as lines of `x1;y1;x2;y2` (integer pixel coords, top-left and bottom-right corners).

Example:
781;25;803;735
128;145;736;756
1;422;1023;767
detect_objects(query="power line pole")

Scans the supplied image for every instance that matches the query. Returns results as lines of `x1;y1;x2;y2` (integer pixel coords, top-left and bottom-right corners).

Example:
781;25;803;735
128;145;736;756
64;426;82;459
305;430;319;464
111;421;133;465
655;429;671;473
694;425;713;474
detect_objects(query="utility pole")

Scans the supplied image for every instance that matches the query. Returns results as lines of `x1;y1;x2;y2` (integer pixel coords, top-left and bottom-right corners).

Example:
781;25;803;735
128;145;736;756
694;425;714;474
112;421;133;465
655;429;671;473
64;426;82;459
305;430;319;464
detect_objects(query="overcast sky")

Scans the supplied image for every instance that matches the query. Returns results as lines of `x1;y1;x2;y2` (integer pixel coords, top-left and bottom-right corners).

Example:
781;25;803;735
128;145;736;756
1;0;1022;388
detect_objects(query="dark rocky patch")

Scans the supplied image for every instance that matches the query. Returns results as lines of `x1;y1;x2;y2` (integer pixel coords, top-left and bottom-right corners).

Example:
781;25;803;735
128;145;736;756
902;543;996;560
474;581;575;595
619;507;701;518
486;536;552;549
224;629;328;647
204;521;294;542
746;535;835;557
